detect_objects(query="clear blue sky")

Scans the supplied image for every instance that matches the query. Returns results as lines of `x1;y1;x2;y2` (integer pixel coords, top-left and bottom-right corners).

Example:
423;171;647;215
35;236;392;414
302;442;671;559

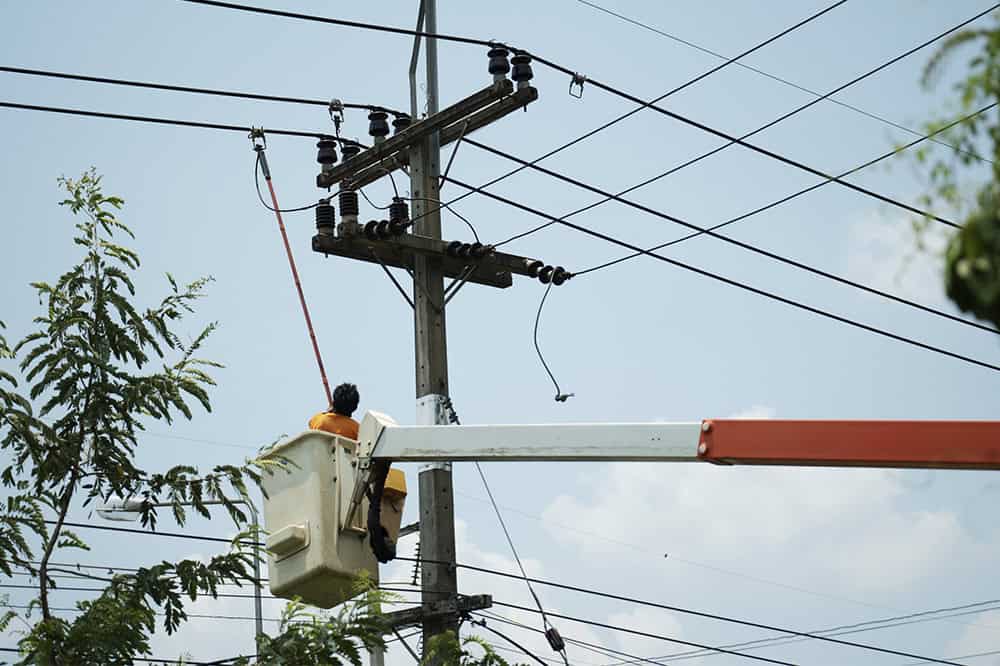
2;1;999;664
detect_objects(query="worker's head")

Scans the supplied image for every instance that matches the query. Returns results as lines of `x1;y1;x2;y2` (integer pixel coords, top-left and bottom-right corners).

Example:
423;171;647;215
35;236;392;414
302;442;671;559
331;382;360;417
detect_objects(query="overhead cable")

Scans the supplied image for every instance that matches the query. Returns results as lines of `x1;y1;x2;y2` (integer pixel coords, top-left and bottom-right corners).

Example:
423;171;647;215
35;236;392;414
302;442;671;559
0;65;404;116
442;175;1000;374
464;137;998;335
573;0;992;166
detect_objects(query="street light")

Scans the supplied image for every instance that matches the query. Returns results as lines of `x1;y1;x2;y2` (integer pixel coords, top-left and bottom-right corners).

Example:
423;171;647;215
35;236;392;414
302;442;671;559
96;497;264;646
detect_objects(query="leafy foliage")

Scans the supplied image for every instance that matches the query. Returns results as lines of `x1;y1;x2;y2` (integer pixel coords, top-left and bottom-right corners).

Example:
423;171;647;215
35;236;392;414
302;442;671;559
0;170;265;664
914;16;1000;327
422;631;518;666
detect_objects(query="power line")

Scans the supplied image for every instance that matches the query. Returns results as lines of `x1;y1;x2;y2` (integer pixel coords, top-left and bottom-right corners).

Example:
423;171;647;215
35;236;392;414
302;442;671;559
573;0;992;167
443;174;1000;374
523;4;1000;231
465;136;998;335
0;65;404;116
180;0;495;47
0;100;323;139
32;520;974;666
392;556;971;666
468;616;549;666
573;102;998;277
0;646;237;666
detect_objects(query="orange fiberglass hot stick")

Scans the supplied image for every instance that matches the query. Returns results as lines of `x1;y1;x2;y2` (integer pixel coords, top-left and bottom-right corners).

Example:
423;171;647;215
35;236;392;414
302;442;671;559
253;139;333;408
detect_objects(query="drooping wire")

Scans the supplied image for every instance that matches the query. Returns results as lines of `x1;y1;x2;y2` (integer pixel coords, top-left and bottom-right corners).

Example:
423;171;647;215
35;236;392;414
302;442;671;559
441;174;1000;374
533;284;573;402
442;399;570;665
254;151;326;213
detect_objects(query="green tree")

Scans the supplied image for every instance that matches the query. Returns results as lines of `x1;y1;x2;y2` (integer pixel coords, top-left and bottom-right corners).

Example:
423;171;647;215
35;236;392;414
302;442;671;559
915;16;1000;327
0;169;271;664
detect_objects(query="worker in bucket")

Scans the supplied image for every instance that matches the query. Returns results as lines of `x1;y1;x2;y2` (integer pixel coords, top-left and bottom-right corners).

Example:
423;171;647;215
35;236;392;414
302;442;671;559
308;382;360;440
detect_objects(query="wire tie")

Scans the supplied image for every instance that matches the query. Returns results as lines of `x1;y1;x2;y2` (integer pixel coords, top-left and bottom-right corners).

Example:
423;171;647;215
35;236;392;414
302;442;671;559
569;73;587;99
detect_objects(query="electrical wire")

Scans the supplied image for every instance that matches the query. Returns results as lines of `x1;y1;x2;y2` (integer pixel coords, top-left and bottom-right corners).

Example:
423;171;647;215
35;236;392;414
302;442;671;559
573;102;999;277
573;0;993;167
443;174;1000;373
392;556;970;666
467;617;549;666
254;151;327;213
533;283;573;402
0;65;404;116
0;646;235;666
522;4;1000;231
25;519;980;666
0;100;323;138
466;136;998;336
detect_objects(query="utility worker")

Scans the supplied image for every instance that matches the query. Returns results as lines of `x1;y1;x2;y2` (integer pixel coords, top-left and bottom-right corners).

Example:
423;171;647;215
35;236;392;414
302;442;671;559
309;382;360;440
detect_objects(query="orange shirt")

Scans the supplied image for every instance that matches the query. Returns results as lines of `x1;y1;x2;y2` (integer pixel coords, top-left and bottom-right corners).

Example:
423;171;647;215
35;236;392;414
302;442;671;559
308;412;360;440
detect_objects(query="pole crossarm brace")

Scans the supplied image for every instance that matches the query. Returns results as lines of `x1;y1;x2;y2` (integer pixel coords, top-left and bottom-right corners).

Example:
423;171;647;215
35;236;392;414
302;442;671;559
381;594;492;630
318;79;536;190
313;231;547;288
356;412;1000;469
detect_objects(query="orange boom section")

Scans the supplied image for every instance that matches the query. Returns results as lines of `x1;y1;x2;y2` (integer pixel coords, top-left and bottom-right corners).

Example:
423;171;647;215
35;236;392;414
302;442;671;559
698;420;1000;470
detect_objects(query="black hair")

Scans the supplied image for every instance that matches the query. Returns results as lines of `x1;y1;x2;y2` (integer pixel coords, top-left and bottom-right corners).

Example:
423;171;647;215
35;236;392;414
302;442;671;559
331;382;360;417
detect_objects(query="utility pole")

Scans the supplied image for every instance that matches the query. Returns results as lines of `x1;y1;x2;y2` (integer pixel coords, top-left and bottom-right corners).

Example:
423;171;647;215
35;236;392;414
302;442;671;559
409;0;460;654
309;2;561;659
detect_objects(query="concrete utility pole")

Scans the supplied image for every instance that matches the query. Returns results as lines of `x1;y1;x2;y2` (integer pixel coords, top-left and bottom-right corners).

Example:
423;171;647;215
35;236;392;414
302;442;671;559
409;0;461;654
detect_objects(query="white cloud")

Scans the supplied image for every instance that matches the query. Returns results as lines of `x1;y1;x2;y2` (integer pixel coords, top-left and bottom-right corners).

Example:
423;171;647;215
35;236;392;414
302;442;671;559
542;463;982;597
944;609;1000;665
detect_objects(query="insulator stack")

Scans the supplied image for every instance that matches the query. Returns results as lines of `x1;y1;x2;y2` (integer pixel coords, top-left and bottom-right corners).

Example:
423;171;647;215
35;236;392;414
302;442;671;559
488;47;510;82
526;260;569;286
368;111;390;143
316;136;338;174
338;189;360;236
315;200;336;236
389;197;409;235
511;54;534;90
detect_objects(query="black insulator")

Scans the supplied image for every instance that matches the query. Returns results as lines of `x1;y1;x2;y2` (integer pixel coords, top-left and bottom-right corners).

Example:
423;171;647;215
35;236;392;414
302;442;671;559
392;114;412;133
538;265;554;284
458;243;473;258
376;220;392;239
447;240;463;257
315;200;336;234
316;136;338;166
468;242;485;258
526;260;544;278
552;266;570;286
368;111;390;139
389;197;409;225
342;142;361;160
339;189;359;217
545;627;565;653
488;47;510;77
364;220;380;240
389;219;408;236
511;54;534;85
